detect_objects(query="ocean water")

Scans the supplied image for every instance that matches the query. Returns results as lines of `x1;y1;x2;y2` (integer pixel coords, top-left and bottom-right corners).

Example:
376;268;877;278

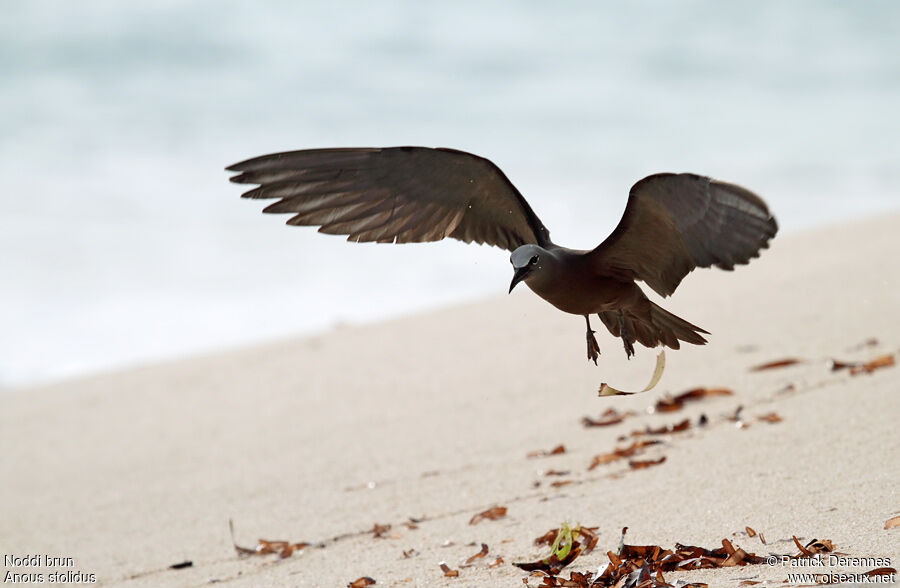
2;0;898;388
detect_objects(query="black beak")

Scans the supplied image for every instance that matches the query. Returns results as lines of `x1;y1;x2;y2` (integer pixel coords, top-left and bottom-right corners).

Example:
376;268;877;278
509;266;530;293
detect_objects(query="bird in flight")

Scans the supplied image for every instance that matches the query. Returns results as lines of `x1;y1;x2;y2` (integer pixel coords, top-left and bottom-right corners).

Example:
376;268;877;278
227;147;777;363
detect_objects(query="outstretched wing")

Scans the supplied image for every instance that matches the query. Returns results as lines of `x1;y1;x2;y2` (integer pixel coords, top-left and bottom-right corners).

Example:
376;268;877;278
588;173;778;297
227;147;551;251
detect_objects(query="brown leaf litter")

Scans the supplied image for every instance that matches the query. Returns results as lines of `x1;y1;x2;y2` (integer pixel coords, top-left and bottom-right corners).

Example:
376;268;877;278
628;418;691;437
229;519;309;559
582;408;635;427
651;388;733;413
550;480;575;488
588;439;662;470
515;525;599;575
469;506;507;525
463;543;489;565
520;528;860;587
598;351;666;397
751;351;896;376
750;358;804;371
628;456;667;470
831;354;895;375
528;444;567;458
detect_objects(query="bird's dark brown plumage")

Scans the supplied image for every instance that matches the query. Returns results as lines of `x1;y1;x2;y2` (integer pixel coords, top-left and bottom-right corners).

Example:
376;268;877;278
588;173;778;297
228;147;551;250
227;146;778;361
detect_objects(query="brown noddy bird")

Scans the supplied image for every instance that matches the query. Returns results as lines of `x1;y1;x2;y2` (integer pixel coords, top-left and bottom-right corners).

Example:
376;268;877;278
227;147;777;363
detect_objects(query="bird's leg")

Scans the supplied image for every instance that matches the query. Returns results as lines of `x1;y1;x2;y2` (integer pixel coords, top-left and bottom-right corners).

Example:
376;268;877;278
584;315;600;365
617;310;635;359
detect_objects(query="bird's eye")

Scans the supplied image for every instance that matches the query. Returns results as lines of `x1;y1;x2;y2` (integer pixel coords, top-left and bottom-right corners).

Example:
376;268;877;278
529;255;539;265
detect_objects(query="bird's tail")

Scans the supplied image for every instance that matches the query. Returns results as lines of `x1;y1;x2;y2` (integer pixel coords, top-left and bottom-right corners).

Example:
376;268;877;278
598;302;708;353
647;302;708;348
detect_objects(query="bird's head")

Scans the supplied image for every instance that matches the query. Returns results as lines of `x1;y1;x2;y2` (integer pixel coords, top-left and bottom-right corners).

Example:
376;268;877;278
509;244;543;293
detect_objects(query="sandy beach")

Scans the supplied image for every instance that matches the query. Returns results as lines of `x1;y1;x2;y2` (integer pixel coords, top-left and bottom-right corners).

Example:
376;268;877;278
2;213;898;587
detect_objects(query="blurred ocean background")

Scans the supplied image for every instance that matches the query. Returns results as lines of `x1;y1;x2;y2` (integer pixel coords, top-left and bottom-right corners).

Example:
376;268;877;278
2;0;898;388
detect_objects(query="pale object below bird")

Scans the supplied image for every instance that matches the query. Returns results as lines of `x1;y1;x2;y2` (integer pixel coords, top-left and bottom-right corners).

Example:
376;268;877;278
226;147;778;363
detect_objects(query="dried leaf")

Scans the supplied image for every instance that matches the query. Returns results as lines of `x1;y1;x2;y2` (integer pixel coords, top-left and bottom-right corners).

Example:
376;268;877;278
229;520;256;556
514;523;594;575
674;387;733;403
228;520;309;559
885;515;900;530
256;539;309;558
348;577;376;587
543;469;570;476
582;408;633;427
724;549;750;567
750;358;804;371
830;359;859;371
535;529;559;546
745;526;757;537
635;418;691;436
652;388;733;413
401;548;418;558
865;567;898;577
652;395;685;413
757;412;782;423
617;527;628;555
571;534;799;587
527;444;567;458
792;536;833;557
804;538;834;554
628;456;667;470
850;354;895;375
578;527;599;554
791;536;811;556
598;351;666;396
488;556;503;568
370;523;391;538
722;538;736;555
588;453;621;468
439;563;459;577
550;480;574;488
469;506;507;525
465;543;489;564
588;439;661;470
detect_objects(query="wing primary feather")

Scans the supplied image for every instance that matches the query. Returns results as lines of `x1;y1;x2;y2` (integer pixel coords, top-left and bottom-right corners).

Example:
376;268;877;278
229;146;552;252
